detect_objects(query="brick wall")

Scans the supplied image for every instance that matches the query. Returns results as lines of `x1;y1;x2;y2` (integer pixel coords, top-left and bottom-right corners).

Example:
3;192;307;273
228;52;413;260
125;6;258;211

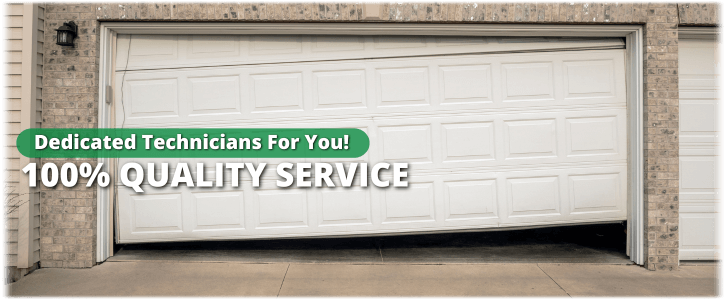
39;2;719;271
643;4;681;272
40;4;99;268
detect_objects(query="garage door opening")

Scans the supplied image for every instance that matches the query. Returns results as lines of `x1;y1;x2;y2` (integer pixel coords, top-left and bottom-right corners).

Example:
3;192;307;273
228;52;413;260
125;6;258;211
107;223;631;264
100;29;640;263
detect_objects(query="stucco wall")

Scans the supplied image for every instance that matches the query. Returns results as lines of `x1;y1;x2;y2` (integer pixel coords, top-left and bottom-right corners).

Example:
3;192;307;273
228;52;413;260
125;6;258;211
39;2;719;271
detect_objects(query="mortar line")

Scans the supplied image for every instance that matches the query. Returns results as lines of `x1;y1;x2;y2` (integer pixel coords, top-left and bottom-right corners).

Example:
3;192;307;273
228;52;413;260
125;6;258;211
277;264;290;297
536;263;571;297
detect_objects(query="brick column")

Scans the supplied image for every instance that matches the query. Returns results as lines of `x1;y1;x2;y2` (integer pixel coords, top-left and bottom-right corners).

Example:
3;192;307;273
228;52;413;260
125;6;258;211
643;3;680;271
40;3;99;268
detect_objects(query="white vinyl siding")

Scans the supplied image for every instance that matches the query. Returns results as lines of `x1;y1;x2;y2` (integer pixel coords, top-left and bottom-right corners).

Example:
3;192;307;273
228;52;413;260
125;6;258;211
4;3;42;268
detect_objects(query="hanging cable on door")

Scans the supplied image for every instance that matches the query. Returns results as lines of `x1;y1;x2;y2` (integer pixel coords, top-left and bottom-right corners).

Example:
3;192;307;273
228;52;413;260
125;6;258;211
119;34;131;130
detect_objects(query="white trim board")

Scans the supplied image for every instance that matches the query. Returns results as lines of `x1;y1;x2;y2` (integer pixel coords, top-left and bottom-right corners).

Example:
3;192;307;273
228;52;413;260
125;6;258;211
97;23;645;265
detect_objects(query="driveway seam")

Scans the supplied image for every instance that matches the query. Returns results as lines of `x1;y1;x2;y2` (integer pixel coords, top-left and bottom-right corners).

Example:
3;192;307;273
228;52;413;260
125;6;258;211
277;264;290;297
536;263;571;297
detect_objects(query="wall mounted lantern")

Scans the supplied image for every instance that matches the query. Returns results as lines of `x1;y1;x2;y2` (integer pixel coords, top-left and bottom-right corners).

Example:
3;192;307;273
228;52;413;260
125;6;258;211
55;21;78;47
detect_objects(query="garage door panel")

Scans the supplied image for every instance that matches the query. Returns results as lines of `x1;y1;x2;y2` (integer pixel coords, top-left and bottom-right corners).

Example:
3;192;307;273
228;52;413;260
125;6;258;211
116;36;628;243
563;59;617;100
255;188;309;229
187;75;242;116
497;165;627;225
381;182;436;223
130;192;184;233
438;64;492;105
317;186;373;227
125;78;180;119
444;179;498;221
249;72;305;113
568;173;622;214
116;50;625;128
118;35;624;71
375;67;431;107
504;119;558;159
313;70;368;110
249;35;303;55
311;35;366;52
565;116;619;157
190;190;245;231
507;176;561;217
441;122;496;162
378;124;433;163
188;35;241;59
373;109;625;173
501;62;556;102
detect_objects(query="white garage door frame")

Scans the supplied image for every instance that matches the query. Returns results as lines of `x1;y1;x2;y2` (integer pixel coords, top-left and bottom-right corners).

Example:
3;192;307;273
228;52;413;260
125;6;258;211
96;23;645;265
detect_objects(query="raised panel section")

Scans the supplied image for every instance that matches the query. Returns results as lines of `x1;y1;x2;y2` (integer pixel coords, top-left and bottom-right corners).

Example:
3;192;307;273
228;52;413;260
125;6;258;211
131;193;183;233
442;122;495;162
680;101;717;132
563;60;615;99
379;125;432;163
373;36;426;49
256;190;307;228
319;188;371;226
504;119;557;159
566;116;618;156
445;180;497;220
188;76;241;115
190;35;238;56
192;191;244;230
249;35;302;54
435;36;487;46
376;68;429;106
313;70;366;110
439;65;491;104
127;79;178;118
382;183;435;223
501;62;554;101
680;157;716;189
507;177;560;217
681;215;716;247
128;35;178;61
311;36;365;52
568;173;619;214
250;73;303;112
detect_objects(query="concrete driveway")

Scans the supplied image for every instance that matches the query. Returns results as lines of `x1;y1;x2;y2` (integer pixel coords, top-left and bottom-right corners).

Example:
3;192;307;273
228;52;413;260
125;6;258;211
7;262;718;296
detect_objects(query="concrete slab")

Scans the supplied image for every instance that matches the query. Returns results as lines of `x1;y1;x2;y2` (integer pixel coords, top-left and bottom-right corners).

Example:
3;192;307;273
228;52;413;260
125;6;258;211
7;262;718;297
538;264;719;296
8;262;288;296
380;244;630;264
278;264;569;296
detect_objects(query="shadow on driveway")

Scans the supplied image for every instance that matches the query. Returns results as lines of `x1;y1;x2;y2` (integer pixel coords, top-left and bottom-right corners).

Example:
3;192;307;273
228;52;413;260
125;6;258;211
110;223;631;264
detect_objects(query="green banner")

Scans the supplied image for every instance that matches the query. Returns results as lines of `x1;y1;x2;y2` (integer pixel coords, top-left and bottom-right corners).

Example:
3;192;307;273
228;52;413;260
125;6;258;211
17;128;369;158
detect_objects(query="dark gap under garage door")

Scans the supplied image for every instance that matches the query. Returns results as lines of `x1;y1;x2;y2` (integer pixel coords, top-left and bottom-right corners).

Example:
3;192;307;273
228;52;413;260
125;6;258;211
107;223;631;264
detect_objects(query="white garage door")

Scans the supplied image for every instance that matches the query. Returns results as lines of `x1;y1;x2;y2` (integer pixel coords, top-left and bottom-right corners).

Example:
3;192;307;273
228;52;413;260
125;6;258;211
114;35;628;243
678;37;719;260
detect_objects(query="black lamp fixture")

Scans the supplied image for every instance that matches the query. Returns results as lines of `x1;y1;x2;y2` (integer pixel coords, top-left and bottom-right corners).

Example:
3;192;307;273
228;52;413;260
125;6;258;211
55;21;78;47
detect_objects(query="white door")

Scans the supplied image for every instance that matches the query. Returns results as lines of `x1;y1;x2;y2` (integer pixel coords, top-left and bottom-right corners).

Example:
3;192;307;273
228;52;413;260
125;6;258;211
114;35;628;243
678;37;720;260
